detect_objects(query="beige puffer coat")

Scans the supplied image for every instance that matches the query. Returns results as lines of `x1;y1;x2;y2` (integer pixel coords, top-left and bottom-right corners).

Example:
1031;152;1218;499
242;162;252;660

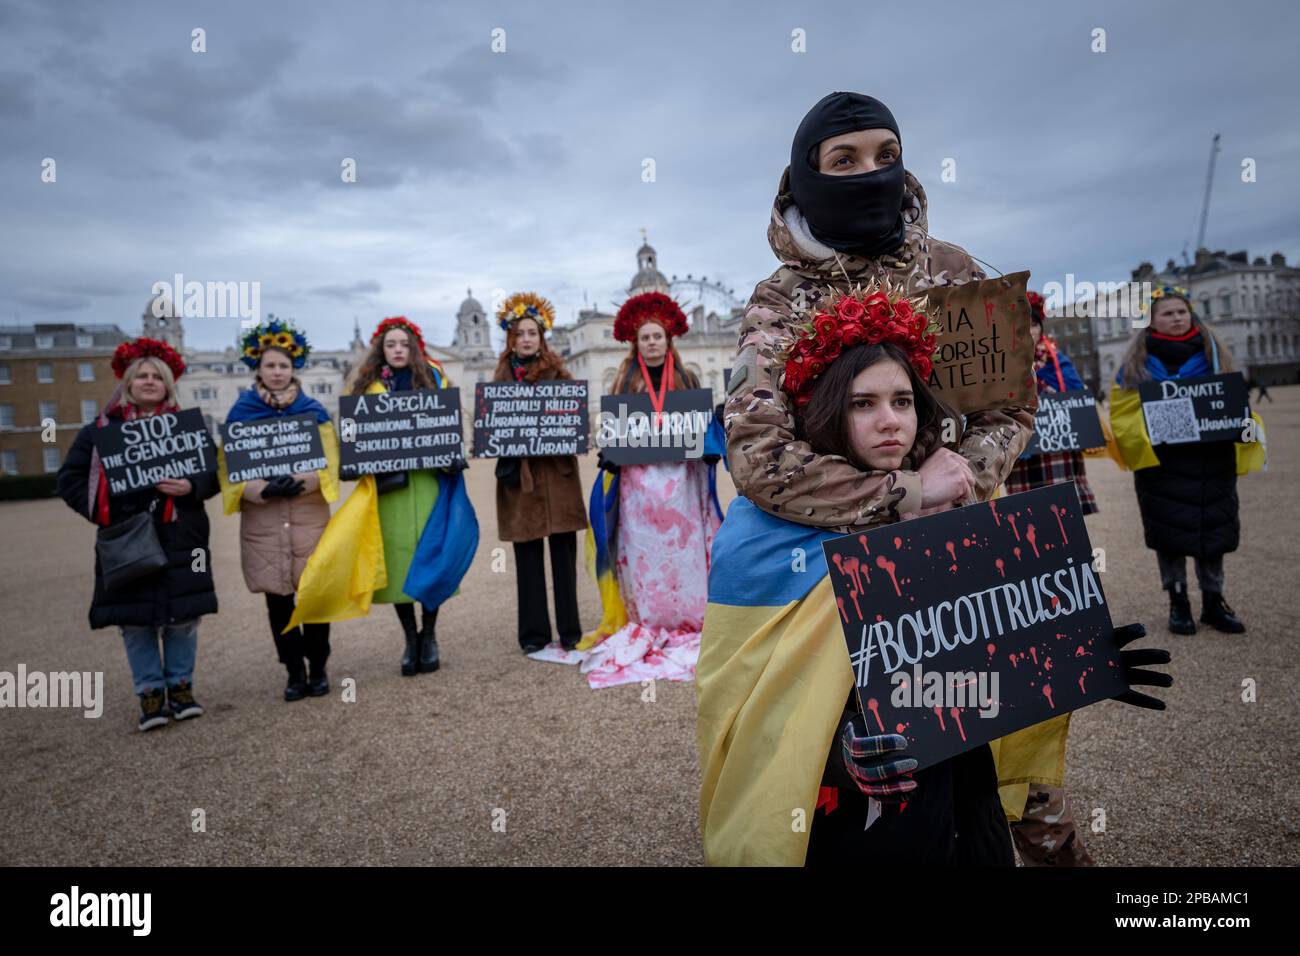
723;168;1035;530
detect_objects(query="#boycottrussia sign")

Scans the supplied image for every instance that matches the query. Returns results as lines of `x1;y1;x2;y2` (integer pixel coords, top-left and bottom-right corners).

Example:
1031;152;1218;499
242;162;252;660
472;381;589;457
1023;389;1106;455
822;482;1128;771
337;388;464;480
923;271;1037;413
597;389;713;465
219;413;327;483
91;408;217;495
1138;372;1250;445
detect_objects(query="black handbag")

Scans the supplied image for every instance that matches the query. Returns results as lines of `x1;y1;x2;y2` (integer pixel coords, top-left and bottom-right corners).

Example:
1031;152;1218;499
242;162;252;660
95;499;168;592
375;471;409;495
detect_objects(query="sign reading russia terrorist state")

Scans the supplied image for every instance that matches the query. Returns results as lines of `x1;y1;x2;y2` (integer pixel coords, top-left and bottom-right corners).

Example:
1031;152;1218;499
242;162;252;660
472;381;589;457
337;388;464;480
91;408;217;495
219;413;327;483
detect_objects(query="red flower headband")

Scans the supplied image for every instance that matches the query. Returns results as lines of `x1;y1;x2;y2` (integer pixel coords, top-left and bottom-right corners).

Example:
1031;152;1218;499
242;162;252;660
781;280;940;408
112;337;186;381
372;316;428;357
1026;290;1047;324
614;291;690;343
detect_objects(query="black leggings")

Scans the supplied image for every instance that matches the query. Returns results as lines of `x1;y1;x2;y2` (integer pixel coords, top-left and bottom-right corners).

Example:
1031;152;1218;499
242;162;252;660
394;602;438;632
265;592;330;670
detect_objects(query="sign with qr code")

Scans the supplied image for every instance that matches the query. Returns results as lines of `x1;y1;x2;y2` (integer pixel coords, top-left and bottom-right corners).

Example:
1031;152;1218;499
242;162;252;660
821;483;1128;772
1138;372;1250;445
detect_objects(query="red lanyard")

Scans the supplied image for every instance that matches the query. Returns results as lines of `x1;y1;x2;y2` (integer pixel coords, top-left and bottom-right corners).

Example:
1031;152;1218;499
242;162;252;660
638;350;674;425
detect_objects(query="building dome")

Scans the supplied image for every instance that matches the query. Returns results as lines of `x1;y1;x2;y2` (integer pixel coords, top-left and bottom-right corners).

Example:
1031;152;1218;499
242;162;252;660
630;236;670;295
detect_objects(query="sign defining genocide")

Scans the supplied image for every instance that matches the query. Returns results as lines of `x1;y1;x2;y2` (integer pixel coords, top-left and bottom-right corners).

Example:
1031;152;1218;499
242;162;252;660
923;271;1037;413
219;413;327;483
91;408;217;495
1023;389;1106;455
338;388;464;480
1138;372;1250;445
822;482;1128;771
597;389;713;465
472;381;589;457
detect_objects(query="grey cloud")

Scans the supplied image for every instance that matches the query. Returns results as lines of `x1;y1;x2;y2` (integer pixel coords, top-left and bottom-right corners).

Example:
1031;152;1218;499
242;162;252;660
308;280;383;300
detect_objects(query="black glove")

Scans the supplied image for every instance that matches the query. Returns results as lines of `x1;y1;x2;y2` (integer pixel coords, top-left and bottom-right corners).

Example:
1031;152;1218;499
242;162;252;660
1111;623;1174;710
494;457;521;487
597;451;620;474
442;456;469;474
261;474;305;499
702;453;721;466
834;713;917;802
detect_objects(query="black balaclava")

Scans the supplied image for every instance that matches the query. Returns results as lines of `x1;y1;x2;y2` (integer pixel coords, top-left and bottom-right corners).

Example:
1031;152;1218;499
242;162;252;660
788;91;907;258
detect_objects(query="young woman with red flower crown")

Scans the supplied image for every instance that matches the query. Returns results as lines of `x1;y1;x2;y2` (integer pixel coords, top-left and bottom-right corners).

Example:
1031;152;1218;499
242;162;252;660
57;339;220;731
492;293;589;654
696;284;1174;866
575;292;726;688
217;319;340;702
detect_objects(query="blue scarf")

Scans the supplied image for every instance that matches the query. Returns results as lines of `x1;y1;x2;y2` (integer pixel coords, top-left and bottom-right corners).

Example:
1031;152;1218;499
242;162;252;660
226;385;331;423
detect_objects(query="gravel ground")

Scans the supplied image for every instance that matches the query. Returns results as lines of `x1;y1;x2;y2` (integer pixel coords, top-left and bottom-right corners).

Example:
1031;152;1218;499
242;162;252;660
1;388;1296;866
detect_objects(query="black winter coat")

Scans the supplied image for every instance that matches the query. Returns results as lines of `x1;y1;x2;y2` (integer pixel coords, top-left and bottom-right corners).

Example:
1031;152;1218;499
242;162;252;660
1133;440;1239;558
57;422;220;630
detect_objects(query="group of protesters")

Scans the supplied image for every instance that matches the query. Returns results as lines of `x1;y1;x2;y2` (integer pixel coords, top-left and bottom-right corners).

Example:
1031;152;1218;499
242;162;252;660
56;89;1262;867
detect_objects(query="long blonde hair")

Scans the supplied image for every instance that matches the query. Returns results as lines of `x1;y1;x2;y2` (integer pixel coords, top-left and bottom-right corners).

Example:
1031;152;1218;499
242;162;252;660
120;356;180;410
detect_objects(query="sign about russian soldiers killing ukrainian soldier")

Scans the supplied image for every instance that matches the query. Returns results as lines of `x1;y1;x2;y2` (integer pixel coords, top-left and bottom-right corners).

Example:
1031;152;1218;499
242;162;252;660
923;271;1038;413
472;381;589;457
219;414;327;483
822;482;1130;772
597;389;714;465
1022;390;1106;455
1138;371;1251;446
337;388;464;480
91;408;217;495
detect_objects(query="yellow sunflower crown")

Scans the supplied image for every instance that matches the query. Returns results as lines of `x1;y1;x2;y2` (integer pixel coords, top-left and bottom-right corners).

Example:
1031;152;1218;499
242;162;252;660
496;291;555;333
239;317;310;369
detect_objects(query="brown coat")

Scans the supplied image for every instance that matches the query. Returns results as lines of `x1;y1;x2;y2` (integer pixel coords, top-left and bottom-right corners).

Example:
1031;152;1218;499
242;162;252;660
238;473;331;595
495;454;588;542
724;168;1034;530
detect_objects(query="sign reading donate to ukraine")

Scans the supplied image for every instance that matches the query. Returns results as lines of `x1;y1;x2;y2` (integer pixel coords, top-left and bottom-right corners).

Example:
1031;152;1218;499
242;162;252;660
91;408;216;495
337;388;464;480
219;413;326;483
597;389;713;465
1138;371;1250;446
821;483;1128;771
1023;389;1105;455
472;381;589;457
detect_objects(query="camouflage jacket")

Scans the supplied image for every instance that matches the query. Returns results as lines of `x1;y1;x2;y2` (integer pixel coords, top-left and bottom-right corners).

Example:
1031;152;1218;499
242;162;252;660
724;168;1034;531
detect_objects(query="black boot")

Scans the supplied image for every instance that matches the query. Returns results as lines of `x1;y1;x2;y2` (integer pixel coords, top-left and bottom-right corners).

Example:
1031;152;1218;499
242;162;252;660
400;613;419;677
275;629;309;701
304;625;331;696
1200;591;1246;634
1167;582;1196;635
418;606;440;674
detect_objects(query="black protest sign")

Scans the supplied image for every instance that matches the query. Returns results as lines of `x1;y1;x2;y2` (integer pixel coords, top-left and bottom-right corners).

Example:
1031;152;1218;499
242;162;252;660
219;413;327;483
1138;372;1250;445
822;483;1127;772
471;381;589;458
91;408;217;495
337;388;464;480
923;271;1037;413
597;389;714;465
1023;389;1106;455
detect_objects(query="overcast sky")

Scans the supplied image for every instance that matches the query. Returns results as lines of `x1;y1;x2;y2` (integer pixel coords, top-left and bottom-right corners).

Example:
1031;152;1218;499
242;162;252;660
2;0;1296;352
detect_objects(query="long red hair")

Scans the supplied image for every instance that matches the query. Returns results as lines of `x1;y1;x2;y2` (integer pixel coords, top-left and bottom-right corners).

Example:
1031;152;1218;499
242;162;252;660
611;342;698;394
492;322;571;382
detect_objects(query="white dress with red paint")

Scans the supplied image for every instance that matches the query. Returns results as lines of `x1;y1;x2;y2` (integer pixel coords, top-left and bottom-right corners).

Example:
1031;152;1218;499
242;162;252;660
580;460;720;689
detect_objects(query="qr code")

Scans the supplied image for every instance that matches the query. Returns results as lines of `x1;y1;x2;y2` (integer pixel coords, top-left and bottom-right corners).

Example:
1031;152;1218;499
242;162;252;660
1142;397;1200;445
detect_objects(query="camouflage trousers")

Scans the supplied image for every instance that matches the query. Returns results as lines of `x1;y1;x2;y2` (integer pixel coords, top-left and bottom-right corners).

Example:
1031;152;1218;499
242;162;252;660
1010;785;1095;866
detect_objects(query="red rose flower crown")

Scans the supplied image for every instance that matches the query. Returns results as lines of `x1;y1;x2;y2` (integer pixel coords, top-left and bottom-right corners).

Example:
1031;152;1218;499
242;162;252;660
781;279;941;408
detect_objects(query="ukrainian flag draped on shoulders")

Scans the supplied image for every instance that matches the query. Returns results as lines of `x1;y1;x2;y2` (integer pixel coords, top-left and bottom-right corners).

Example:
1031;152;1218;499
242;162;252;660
697;496;1070;867
286;359;478;632
1108;336;1267;476
579;415;726;649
